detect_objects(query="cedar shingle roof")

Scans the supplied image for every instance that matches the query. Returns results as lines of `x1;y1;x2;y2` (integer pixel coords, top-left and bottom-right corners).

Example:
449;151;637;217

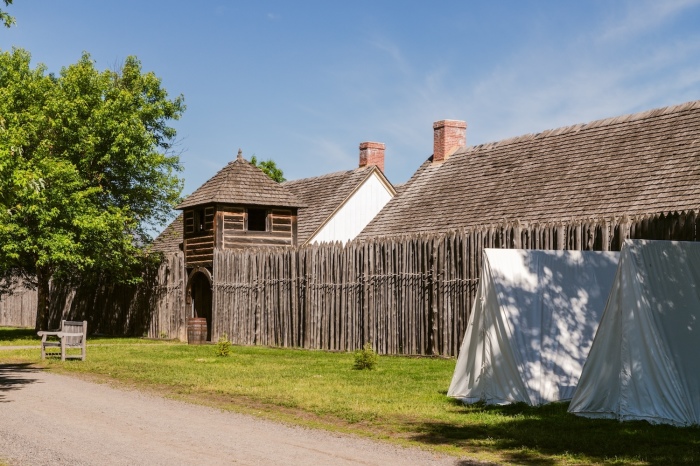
150;214;182;254
360;100;700;238
283;166;389;244
391;182;408;196
176;153;303;209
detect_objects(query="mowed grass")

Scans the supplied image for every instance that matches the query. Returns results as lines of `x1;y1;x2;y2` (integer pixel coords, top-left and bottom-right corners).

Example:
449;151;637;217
1;327;699;465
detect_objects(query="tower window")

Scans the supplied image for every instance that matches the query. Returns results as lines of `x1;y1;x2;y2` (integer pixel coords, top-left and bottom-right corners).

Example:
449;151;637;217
247;209;267;231
195;209;205;232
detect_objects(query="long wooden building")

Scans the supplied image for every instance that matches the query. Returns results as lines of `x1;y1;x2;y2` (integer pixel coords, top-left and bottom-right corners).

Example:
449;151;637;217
359;101;700;245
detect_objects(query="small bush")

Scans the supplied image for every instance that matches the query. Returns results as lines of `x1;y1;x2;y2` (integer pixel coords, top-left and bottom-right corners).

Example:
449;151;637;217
216;333;232;357
353;342;378;370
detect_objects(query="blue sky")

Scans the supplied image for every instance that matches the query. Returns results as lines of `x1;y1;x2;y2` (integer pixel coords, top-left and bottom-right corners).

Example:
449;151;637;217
3;1;700;231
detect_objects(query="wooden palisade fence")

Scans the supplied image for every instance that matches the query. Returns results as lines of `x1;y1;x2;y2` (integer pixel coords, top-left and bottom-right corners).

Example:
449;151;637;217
0;211;697;356
213;233;477;356
0;253;186;338
45;253;186;338
212;211;699;356
0;282;38;328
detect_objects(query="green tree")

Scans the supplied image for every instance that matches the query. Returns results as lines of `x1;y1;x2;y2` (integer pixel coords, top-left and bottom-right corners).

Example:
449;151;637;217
250;155;286;182
1;0;15;28
0;48;185;330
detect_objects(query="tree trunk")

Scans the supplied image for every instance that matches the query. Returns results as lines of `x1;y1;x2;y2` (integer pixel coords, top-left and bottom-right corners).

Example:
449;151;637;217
34;267;51;332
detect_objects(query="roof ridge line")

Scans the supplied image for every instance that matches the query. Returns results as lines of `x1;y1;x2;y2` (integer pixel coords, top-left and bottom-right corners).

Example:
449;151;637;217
283;168;358;185
462;99;700;154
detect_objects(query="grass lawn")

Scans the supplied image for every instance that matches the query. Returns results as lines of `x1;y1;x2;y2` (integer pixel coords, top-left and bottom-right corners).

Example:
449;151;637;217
1;327;698;465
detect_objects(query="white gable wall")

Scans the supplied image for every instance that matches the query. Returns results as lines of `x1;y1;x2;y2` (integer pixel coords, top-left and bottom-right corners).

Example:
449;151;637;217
309;173;393;244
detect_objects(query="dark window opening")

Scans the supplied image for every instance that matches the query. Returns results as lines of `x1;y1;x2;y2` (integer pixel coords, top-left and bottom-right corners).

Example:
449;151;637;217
248;208;267;231
195;209;205;233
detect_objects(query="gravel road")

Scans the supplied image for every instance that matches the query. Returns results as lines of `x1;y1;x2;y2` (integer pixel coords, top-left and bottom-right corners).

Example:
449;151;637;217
0;363;470;465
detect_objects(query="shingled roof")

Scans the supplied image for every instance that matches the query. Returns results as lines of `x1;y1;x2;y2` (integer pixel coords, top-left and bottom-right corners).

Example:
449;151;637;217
150;214;182;254
176;151;303;209
284;165;392;245
360;100;700;238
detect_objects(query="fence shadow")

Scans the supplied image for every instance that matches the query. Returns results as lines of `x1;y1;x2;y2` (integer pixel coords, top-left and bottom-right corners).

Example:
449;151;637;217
0;327;38;343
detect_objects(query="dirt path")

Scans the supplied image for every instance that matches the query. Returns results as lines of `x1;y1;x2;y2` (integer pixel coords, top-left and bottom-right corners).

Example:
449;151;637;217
0;364;470;465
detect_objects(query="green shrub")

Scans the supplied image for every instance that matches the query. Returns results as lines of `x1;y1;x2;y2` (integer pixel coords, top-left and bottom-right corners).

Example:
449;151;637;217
353;342;378;370
216;333;232;357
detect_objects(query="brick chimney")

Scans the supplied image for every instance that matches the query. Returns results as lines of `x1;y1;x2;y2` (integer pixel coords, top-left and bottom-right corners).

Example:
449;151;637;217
433;120;466;163
359;141;385;172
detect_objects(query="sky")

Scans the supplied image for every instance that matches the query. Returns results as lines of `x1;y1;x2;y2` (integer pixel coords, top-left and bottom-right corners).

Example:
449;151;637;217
3;0;700;233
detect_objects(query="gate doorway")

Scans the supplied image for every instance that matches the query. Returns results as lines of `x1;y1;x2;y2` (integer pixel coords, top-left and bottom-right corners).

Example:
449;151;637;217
188;269;213;341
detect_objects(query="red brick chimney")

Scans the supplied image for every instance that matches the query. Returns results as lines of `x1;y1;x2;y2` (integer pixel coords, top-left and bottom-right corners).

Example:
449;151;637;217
433;120;466;163
359;141;385;172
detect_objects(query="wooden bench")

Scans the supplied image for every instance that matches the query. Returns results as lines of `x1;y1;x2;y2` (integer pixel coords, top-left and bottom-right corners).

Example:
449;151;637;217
38;320;87;361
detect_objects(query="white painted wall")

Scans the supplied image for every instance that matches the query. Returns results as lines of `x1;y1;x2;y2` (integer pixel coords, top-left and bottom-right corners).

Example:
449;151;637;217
309;173;393;244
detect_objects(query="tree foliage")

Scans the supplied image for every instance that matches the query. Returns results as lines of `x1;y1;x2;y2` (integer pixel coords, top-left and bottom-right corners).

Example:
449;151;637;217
250;154;286;182
1;0;15;28
0;48;185;328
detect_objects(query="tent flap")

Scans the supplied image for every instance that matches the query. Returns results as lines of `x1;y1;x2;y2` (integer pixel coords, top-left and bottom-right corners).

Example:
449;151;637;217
569;240;700;426
448;249;619;406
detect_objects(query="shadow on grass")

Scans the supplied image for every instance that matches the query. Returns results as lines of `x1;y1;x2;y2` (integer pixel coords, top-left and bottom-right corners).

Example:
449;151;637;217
409;401;700;465
0;327;39;343
0;363;43;403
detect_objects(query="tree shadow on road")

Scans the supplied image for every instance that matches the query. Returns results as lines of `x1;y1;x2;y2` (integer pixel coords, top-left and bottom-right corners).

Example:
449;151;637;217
0;363;43;402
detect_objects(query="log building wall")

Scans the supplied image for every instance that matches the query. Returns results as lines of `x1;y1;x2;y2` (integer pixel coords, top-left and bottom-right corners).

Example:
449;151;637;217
183;205;297;269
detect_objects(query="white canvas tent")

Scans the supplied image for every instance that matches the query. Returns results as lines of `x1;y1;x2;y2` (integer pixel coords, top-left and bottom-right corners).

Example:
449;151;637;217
569;240;700;426
448;248;619;406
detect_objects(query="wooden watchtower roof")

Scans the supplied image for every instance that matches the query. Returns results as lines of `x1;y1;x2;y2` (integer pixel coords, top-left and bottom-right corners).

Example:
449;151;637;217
174;151;304;268
176;150;303;210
